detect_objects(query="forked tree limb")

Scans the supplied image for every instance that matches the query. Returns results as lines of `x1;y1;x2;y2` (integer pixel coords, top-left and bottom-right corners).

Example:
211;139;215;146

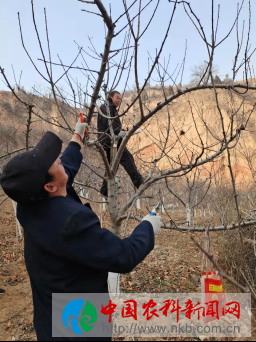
118;124;245;218
87;0;115;124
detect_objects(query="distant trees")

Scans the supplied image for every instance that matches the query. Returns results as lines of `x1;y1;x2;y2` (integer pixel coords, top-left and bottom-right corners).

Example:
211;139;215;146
223;74;233;84
190;63;235;85
168;85;174;95
214;75;222;84
190;62;219;85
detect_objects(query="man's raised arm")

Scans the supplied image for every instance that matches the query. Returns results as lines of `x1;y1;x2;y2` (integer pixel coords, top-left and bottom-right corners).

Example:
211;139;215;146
61;119;88;187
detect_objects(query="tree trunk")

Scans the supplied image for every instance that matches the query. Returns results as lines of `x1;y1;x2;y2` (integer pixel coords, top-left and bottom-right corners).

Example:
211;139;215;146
108;177;119;234
186;205;191;226
108;177;122;294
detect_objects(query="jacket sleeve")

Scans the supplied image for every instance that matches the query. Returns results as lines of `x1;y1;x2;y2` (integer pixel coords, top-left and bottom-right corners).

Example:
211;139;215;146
60;208;155;274
60;142;83;187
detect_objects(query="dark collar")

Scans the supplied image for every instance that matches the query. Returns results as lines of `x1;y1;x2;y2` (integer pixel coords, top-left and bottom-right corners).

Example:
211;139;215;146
108;98;117;109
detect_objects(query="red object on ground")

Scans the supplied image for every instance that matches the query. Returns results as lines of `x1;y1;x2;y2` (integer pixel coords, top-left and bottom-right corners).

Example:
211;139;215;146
201;271;226;323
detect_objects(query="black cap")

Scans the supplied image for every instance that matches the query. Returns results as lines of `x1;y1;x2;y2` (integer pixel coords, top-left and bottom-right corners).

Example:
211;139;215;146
0;132;62;204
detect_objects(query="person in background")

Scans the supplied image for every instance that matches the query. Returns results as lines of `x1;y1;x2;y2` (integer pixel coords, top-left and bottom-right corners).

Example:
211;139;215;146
97;90;144;198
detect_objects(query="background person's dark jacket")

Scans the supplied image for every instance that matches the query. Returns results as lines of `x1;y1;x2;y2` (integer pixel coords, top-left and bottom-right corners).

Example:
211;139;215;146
97;99;124;148
17;142;154;341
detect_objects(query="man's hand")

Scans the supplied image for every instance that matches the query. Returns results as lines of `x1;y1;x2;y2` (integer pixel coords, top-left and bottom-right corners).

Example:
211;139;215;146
74;119;89;142
118;130;126;139
142;215;163;235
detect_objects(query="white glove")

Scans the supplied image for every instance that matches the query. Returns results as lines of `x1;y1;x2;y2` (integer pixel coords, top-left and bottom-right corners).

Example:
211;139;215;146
74;119;88;141
142;215;162;235
118;130;126;139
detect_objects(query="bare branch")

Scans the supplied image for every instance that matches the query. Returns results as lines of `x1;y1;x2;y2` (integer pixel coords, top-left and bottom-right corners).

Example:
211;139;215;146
87;0;115;124
191;236;253;297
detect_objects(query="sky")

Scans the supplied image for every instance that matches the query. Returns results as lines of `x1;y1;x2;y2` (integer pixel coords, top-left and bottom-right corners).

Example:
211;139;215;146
0;0;255;94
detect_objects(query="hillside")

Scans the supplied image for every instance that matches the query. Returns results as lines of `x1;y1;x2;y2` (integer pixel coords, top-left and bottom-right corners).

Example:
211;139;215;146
121;87;256;186
1;87;256;186
0;90;74;150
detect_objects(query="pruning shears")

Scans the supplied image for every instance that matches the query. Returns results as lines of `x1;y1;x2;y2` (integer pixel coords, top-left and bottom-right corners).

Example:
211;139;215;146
150;202;161;216
79;112;88;135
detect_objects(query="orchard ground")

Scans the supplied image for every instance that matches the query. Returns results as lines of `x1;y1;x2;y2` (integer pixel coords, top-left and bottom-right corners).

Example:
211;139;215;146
0;197;255;341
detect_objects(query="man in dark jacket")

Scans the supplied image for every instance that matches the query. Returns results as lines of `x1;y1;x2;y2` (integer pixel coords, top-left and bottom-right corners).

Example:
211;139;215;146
0;119;162;341
97;91;144;198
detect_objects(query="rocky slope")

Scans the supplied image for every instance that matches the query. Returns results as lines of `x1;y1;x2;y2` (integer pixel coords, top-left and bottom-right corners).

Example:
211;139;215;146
121;87;256;186
1;87;256;186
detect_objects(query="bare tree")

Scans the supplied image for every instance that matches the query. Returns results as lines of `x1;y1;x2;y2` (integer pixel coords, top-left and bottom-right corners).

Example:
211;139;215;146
1;0;256;295
165;168;213;226
190;62;219;85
